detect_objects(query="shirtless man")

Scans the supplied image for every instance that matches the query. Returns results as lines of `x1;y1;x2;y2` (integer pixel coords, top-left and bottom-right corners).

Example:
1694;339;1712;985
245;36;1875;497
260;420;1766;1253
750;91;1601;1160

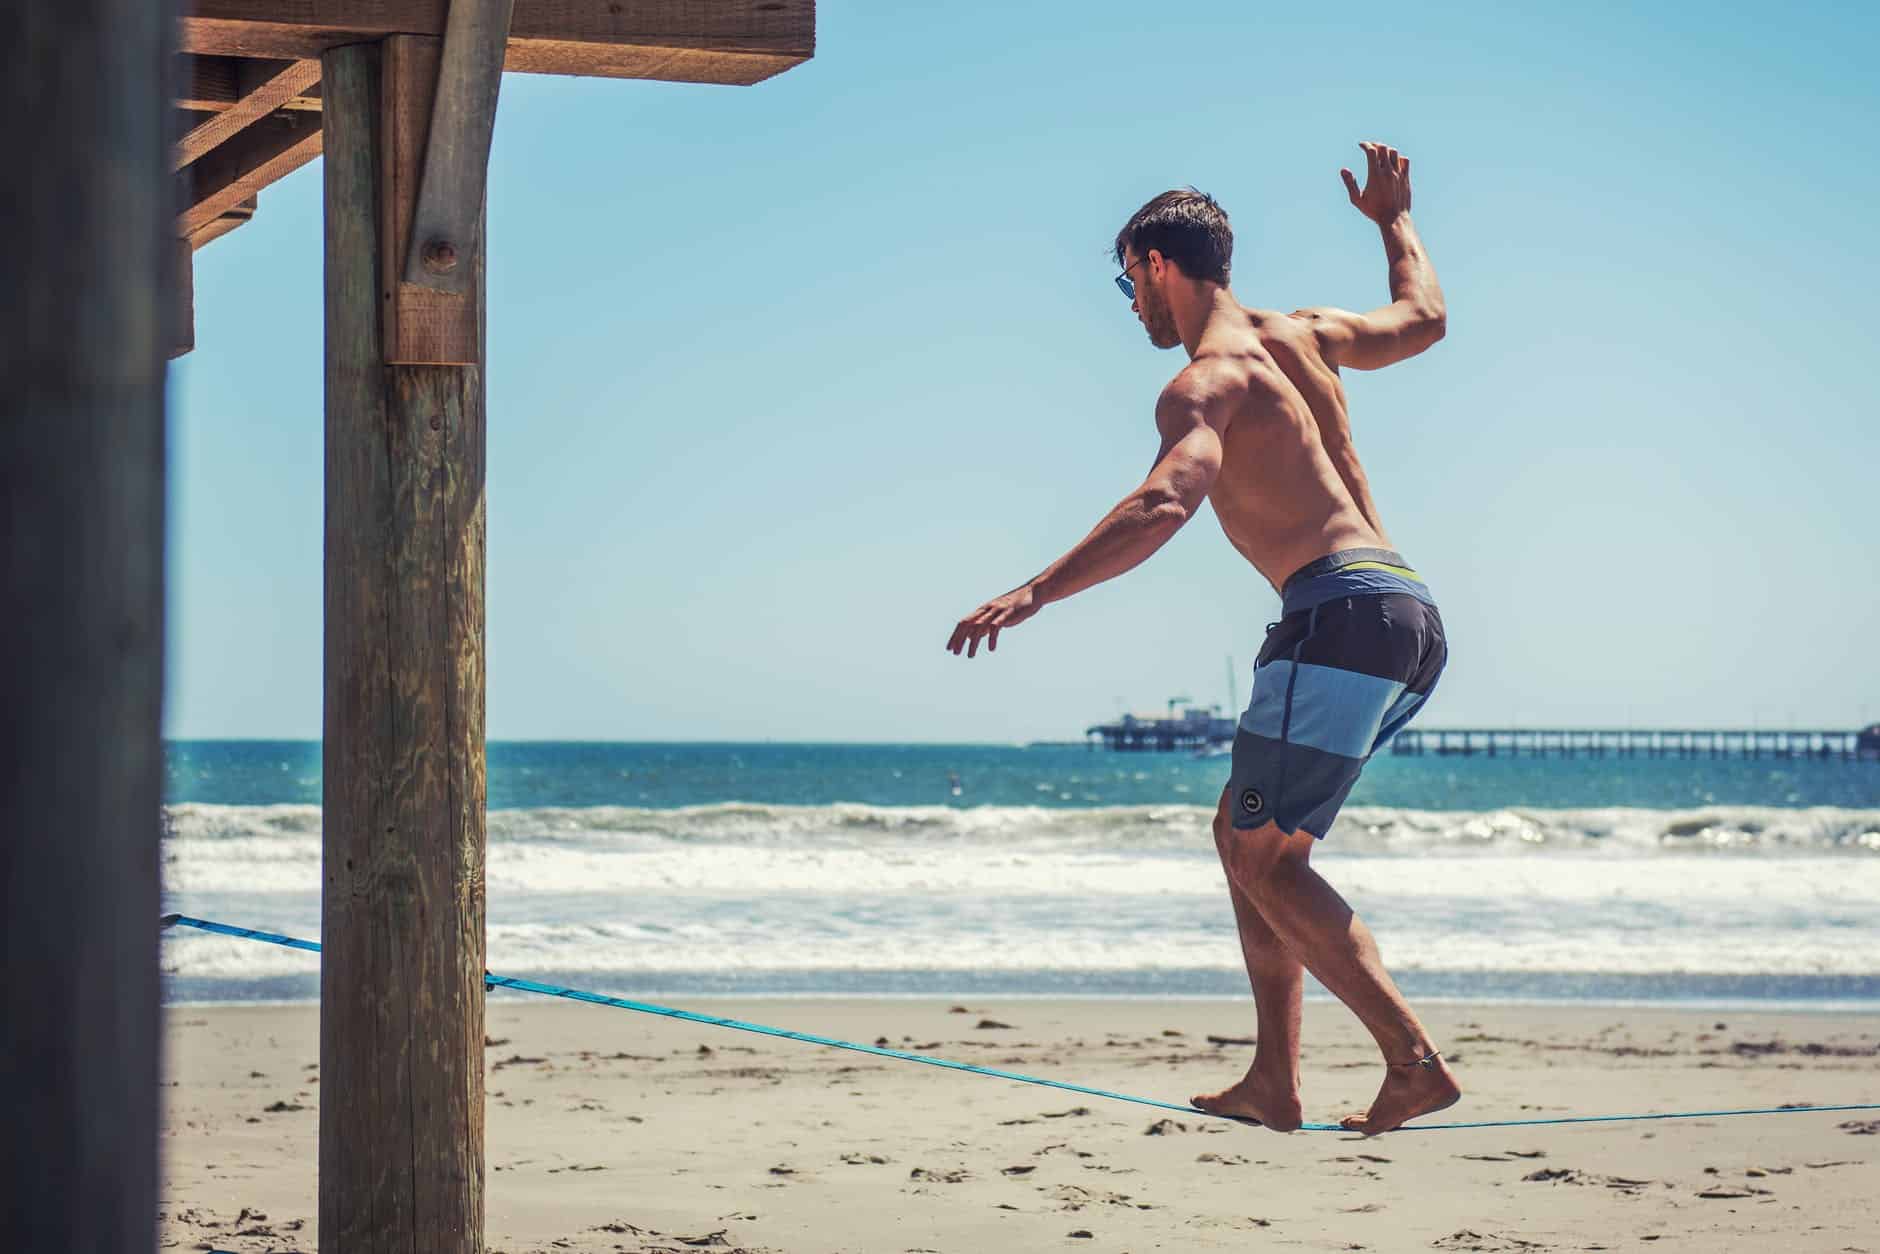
945;143;1459;1134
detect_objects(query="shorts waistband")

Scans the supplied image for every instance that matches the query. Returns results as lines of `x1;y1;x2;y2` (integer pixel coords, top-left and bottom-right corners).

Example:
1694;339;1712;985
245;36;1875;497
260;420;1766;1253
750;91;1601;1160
1280;548;1414;593
1278;547;1433;616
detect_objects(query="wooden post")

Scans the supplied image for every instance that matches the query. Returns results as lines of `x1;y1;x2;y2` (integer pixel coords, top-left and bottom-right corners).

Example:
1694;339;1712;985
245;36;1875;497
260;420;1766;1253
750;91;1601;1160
320;38;488;1254
0;1;171;1249
172;237;196;358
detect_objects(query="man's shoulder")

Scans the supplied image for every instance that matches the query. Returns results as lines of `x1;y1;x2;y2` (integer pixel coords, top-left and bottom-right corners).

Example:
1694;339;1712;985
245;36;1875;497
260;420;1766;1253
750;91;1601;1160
1163;352;1248;404
1159;347;1290;428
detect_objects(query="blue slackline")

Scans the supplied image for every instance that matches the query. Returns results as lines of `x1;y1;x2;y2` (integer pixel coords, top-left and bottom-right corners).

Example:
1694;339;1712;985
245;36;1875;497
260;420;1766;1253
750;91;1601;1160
160;914;1880;1135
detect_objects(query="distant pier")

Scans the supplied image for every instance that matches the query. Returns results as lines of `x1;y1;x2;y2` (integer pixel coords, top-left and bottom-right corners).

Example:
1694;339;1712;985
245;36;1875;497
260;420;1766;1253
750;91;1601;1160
1087;702;1236;752
1389;727;1878;761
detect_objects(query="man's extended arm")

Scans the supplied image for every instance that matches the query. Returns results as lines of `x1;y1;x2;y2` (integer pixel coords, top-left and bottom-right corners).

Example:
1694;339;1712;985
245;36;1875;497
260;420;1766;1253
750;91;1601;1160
1029;390;1222;605
1294;141;1447;372
945;372;1226;658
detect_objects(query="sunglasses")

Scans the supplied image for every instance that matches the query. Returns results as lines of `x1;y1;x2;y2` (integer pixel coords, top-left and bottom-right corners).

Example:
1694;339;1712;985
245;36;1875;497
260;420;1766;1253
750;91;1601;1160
1114;255;1148;300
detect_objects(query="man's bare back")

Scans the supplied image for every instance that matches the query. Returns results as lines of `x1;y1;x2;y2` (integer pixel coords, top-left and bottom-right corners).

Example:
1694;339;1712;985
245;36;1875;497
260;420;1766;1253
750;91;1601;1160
1171;305;1389;594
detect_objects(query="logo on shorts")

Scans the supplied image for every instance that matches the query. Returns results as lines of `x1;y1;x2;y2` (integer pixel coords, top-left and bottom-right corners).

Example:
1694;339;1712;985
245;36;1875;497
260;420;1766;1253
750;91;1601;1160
1239;788;1265;816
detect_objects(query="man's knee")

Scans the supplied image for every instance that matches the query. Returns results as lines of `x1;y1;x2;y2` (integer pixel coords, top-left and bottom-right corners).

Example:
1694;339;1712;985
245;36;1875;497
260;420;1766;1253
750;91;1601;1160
1219;819;1313;898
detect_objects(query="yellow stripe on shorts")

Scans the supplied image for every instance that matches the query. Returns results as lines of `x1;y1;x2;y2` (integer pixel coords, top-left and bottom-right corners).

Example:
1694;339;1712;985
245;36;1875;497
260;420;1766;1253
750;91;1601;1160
1336;560;1424;582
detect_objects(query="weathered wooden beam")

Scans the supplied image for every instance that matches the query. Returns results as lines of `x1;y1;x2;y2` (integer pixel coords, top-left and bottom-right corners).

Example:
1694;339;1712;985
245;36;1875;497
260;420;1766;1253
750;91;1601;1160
402;0;512;295
381;36;477;362
187;193;257;250
321;39;488;1254
178;53;323;111
0;1;170;1251
500;39;803;83
178;107;322;235
175;57;321;168
181;0;815;85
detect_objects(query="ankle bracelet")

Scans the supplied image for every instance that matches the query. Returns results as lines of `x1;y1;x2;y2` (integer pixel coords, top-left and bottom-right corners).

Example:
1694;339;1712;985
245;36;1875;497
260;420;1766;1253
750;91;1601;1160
1390;1049;1442;1069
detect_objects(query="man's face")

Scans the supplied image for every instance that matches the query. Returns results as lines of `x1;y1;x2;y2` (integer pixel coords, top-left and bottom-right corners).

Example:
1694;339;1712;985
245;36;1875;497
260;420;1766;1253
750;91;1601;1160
1125;249;1181;350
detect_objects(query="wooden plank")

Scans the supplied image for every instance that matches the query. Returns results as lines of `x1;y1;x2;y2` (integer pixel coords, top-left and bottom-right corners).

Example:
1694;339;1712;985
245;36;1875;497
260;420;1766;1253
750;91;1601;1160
0;2;170;1252
187;194;257;250
178;108;322;235
381;36;477;363
180;0;815;84
500;39;803;83
321;39;488;1254
178;53;323;110
175;57;321;168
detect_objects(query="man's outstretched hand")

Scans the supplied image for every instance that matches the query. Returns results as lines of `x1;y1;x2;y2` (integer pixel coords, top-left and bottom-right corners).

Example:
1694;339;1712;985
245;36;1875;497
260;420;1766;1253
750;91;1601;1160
947;584;1040;658
1341;141;1413;225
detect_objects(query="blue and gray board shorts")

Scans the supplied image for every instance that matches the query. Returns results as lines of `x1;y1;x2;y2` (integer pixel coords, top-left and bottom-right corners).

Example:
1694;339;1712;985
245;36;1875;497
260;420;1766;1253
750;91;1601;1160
1228;547;1447;837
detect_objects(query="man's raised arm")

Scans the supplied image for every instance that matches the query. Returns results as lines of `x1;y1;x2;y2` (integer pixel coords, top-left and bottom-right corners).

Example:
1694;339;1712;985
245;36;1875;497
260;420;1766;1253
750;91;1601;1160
1294;141;1447;372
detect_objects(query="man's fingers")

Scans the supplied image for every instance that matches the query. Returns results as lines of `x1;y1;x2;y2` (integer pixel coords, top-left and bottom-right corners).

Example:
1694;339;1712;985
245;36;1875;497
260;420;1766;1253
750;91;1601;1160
1363;142;1380;183
948;617;980;654
1341;167;1361;203
951;593;1029;658
950;617;994;659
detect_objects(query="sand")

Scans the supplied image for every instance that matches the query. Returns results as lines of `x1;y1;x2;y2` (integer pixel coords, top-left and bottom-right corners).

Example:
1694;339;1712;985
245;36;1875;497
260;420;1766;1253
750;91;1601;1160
160;996;1879;1253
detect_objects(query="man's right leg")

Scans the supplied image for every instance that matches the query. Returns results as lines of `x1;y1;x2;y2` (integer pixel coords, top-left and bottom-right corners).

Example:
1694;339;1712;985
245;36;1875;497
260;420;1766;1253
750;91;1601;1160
1190;789;1306;1130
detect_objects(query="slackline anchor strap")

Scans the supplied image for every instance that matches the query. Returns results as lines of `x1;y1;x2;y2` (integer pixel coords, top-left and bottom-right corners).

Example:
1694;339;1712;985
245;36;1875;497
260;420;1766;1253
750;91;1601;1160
160;915;1880;1135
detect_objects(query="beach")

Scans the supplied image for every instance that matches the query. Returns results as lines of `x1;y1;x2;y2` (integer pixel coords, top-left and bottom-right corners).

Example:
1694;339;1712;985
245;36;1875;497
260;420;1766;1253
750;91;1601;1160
161;997;1879;1253
158;744;1880;1249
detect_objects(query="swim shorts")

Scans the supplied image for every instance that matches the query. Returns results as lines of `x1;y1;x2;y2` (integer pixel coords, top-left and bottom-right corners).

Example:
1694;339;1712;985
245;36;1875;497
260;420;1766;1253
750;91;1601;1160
1227;547;1447;837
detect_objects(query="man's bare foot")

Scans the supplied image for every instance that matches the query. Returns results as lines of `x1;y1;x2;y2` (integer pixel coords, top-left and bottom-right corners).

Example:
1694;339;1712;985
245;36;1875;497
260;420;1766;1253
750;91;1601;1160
1340;1053;1461;1135
1190;1066;1303;1132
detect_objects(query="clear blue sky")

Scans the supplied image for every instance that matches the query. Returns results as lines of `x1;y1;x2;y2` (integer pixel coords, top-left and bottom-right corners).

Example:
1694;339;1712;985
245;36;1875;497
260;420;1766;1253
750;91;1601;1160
167;0;1880;742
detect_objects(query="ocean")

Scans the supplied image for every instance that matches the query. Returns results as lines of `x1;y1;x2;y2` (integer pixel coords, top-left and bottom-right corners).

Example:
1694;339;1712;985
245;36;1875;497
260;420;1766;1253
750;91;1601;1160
161;741;1880;1009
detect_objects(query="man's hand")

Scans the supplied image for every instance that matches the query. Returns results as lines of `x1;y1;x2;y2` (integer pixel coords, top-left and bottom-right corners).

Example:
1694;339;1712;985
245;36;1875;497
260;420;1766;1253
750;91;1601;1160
1341;141;1412;225
1300;140;1444;370
946;584;1040;658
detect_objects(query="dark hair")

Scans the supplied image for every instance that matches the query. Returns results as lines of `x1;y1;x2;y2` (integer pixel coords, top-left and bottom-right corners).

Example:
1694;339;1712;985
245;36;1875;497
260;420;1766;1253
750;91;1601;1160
1113;188;1232;285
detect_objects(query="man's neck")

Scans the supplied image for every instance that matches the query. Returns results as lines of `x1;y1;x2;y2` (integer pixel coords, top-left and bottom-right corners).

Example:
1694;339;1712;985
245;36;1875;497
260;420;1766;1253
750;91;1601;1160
1175;284;1243;358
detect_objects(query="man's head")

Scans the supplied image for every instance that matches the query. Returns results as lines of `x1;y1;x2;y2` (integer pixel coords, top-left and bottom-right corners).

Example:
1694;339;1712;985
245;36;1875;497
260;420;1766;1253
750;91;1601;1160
1113;189;1233;350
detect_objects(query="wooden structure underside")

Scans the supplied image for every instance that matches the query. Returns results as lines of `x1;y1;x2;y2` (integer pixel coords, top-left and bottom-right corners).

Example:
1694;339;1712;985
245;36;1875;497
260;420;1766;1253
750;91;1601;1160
173;1;813;257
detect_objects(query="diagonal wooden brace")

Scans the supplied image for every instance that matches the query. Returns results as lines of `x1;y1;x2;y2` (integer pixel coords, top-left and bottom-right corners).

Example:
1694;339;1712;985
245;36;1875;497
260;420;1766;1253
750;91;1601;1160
402;0;515;296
